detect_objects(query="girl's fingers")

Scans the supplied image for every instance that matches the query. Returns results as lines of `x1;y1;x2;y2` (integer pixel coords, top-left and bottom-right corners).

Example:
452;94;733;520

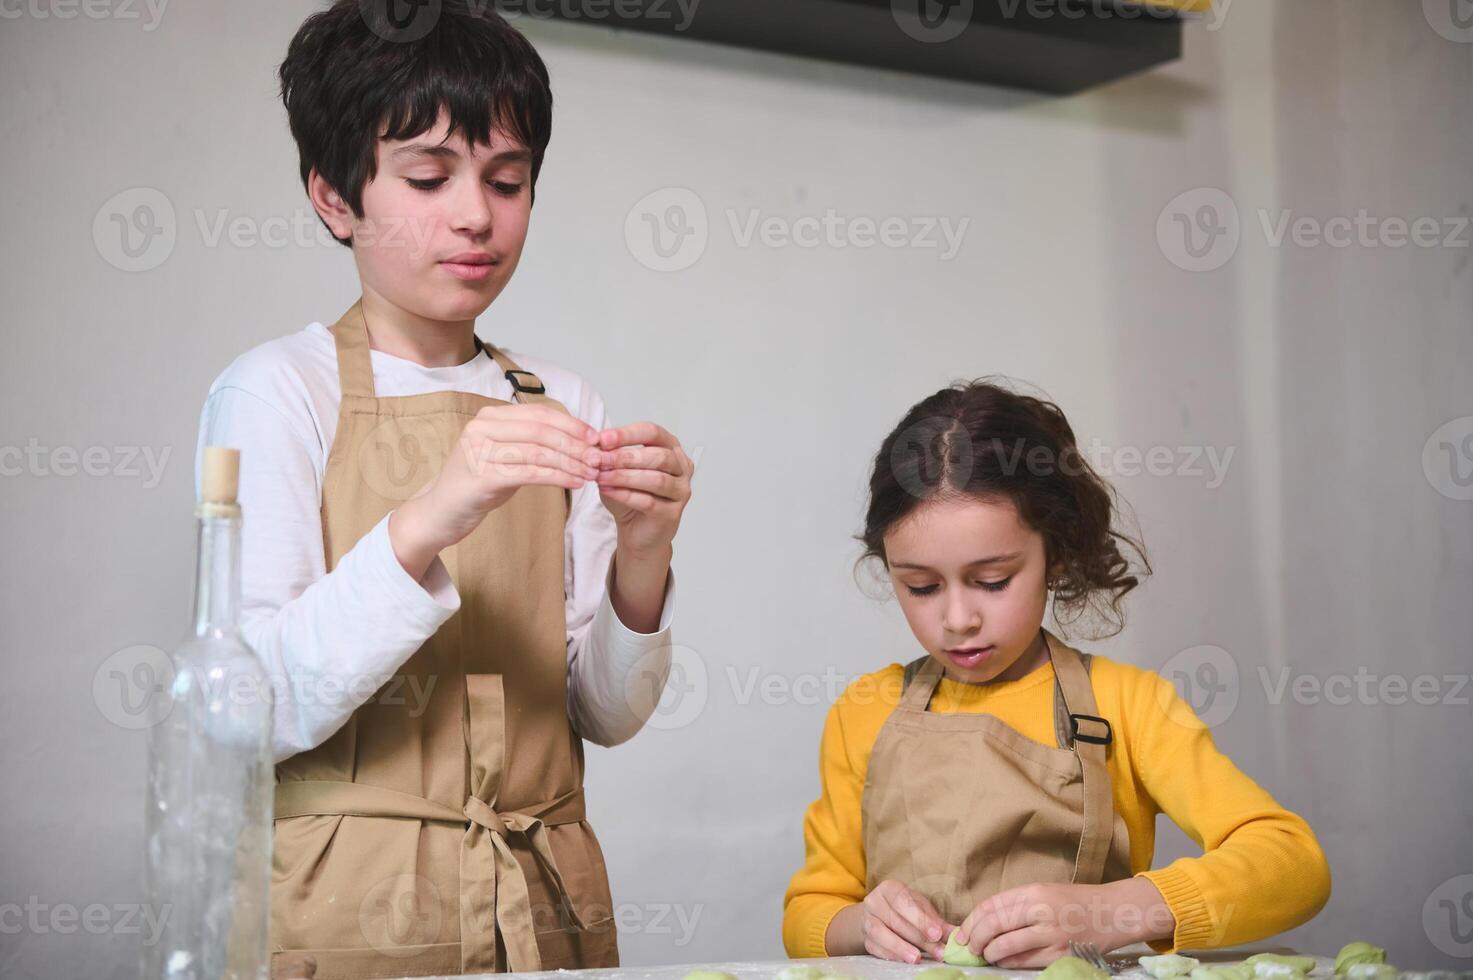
596;468;681;499
865;918;924;965
956;908;977;948
981;924;1057;967
891;888;948;951
962;887;1034;953
958;905;996;952
909;891;951;947
874;893;941;958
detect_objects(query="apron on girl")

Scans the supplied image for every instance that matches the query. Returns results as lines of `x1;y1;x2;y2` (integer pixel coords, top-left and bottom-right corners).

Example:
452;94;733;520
861;629;1132;925
268;301;619;978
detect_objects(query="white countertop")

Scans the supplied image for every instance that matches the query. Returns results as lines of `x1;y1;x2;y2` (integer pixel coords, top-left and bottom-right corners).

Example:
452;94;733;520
433;948;1335;980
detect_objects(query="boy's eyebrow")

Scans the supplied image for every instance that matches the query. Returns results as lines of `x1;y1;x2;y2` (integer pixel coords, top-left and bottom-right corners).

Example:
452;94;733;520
390;143;533;164
890;552;1023;571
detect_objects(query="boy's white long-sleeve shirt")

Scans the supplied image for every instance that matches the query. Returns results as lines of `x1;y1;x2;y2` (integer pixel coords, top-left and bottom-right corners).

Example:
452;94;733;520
192;320;675;763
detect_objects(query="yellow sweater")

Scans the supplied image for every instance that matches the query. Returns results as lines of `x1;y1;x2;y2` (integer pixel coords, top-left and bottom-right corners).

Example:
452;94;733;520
782;655;1331;957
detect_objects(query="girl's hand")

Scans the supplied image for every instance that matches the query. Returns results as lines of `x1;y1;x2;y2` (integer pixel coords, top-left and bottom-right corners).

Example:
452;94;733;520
595;422;694;559
829;880;952;964
954;879;1175;969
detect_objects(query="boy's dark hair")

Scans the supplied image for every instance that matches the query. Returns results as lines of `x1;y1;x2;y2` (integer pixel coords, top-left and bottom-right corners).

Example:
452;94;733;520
860;378;1150;639
279;0;554;246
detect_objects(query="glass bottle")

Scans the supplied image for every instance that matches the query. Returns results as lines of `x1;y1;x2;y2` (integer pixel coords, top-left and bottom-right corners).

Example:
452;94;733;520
142;447;272;980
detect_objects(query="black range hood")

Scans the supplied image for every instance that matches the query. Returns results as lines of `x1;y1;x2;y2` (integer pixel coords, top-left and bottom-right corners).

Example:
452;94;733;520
501;0;1188;94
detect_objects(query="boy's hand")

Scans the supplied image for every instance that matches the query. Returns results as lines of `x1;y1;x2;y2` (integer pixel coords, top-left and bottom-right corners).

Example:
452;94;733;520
595;422;693;560
389;404;599;579
828;880;951;964
954;879;1174;969
594;422;692;632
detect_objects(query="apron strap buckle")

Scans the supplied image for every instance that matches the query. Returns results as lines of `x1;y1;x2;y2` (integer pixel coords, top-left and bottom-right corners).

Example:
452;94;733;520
1069;712;1113;746
505;369;547;395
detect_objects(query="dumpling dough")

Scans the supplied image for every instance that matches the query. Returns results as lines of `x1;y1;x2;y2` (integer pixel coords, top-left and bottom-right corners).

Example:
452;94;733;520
1344;965;1395;980
942;929;988;967
775;968;825;980
1191;964;1255;980
1245;955;1316;976
1334;944;1387;976
1253;964;1306;980
916;968;966;980
1038;955;1110;980
1141;955;1202;979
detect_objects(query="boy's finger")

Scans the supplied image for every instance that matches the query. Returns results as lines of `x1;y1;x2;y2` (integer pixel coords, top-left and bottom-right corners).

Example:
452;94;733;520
516;402;600;443
598;422;676;451
597;486;658;512
481;404;597;445
599;446;685;475
464;441;597;482
471;422;603;467
596;468;680;500
491;464;588;491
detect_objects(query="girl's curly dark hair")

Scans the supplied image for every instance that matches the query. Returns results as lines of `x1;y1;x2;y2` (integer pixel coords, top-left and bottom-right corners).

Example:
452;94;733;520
859;378;1150;639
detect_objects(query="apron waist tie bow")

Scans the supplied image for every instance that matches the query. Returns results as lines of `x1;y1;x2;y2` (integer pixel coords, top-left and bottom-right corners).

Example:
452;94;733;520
274;779;588;973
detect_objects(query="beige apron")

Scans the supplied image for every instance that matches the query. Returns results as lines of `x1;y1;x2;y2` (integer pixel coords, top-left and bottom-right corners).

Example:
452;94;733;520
268;301;619;978
861;629;1131;924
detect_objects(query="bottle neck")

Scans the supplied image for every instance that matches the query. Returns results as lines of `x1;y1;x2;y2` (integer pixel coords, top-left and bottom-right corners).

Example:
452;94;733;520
192;512;242;636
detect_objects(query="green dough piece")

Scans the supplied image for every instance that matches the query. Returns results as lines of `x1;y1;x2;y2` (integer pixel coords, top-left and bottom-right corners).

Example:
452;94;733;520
1190;965;1255;980
1038;955;1110;980
1335;944;1387;976
683;972;739;980
1245;955;1316;975
943;929;988;967
1142;955;1203;979
1344;966;1396;980
775;968;826;980
916;969;965;980
1253;965;1306;980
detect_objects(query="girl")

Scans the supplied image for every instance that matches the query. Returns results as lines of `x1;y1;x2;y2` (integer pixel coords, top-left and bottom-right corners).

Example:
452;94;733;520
783;380;1330;968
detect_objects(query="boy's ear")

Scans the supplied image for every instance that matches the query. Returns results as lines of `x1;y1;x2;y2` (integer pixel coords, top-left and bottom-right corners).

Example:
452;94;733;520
306;168;355;242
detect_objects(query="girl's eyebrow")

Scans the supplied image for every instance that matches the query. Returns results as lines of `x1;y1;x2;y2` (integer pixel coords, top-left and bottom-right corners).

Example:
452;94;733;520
891;551;1022;571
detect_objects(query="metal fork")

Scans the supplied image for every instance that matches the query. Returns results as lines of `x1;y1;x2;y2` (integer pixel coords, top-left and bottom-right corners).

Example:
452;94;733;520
1069;941;1113;974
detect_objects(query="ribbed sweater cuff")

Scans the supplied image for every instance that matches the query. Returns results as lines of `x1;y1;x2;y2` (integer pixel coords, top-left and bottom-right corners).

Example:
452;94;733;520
801;900;853;958
1139;866;1216;952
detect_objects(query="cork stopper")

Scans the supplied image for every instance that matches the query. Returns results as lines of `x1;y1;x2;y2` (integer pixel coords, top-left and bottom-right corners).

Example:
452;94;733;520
199;447;241;517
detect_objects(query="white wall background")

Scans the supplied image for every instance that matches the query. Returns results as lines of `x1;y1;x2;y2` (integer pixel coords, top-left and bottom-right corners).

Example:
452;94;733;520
2;2;1471;978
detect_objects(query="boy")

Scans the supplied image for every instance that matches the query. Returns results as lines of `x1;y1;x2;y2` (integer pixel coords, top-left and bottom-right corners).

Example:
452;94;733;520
193;2;690;976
